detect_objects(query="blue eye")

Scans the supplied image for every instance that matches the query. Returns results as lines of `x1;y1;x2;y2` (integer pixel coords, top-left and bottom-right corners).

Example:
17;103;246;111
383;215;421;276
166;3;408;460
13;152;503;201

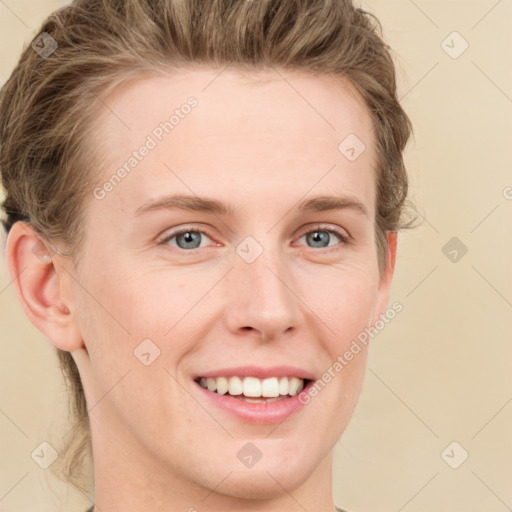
158;225;349;253
161;229;213;250
298;228;347;249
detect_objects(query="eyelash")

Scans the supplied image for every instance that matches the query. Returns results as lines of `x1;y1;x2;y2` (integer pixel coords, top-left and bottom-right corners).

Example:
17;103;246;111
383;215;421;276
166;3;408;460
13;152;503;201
157;224;350;252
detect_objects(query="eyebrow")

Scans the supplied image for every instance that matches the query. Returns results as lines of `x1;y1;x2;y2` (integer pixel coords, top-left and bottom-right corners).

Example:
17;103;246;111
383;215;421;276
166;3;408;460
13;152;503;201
134;193;369;218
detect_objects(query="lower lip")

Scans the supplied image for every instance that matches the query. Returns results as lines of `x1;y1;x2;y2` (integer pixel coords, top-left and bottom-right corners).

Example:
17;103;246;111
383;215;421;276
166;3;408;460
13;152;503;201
193;380;313;425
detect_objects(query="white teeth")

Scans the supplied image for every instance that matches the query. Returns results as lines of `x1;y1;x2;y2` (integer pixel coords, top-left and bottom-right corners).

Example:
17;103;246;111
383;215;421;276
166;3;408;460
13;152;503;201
261;377;279;397
228;376;243;396
288;377;302;396
243;376;261;397
216;376;229;395
197;375;307;398
278;376;289;395
206;377;217;392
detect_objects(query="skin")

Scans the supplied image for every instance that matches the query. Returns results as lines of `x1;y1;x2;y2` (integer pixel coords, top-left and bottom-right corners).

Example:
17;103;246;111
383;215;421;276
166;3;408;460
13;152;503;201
7;66;396;512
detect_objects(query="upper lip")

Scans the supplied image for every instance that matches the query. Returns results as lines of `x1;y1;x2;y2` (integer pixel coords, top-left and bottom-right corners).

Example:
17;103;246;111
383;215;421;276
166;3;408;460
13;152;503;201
194;365;316;381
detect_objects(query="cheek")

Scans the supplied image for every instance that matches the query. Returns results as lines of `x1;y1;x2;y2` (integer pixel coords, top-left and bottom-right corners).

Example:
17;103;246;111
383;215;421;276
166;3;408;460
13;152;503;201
305;266;380;348
74;261;213;388
302;265;377;418
77;260;170;337
71;261;147;370
307;341;369;442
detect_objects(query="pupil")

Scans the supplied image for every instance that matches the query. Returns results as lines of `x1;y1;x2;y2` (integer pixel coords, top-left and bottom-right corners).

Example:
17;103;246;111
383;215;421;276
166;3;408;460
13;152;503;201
308;231;329;248
178;231;200;249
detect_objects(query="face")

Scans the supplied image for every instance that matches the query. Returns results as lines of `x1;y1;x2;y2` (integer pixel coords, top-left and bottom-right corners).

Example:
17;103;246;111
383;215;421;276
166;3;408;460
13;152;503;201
65;66;394;501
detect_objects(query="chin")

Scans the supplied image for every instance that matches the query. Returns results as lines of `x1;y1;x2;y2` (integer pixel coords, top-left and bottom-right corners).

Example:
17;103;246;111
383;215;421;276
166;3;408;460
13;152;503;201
215;466;313;500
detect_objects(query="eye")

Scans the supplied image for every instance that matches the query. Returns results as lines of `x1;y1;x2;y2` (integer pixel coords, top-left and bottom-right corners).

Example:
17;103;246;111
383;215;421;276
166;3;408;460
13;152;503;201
296;226;349;249
159;227;215;250
157;224;349;252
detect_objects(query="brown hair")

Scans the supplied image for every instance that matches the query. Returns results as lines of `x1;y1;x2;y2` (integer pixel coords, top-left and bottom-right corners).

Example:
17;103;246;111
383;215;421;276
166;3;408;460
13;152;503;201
0;0;413;495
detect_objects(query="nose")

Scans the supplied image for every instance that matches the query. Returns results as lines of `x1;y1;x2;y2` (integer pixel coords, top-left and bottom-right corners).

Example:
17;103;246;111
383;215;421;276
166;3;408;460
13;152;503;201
223;244;304;342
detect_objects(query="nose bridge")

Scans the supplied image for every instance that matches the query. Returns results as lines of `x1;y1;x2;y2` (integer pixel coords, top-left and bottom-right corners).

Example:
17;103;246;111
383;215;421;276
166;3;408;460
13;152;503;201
224;236;302;339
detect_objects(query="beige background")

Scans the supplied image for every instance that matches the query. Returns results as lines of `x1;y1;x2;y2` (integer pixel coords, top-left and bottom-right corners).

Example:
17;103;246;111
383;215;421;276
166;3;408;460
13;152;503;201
1;1;511;511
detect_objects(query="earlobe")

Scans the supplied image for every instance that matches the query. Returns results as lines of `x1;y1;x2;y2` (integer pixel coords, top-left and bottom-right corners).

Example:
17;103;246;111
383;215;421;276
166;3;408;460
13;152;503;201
385;232;398;280
6;221;84;352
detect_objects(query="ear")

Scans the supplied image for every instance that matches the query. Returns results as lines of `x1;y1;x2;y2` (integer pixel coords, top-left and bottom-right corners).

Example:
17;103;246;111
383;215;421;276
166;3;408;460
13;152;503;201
5;221;84;351
373;231;398;322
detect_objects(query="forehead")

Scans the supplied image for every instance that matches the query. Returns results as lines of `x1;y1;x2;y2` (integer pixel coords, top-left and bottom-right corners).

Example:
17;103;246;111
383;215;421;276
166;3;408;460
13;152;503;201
97;65;374;142
87;66;377;219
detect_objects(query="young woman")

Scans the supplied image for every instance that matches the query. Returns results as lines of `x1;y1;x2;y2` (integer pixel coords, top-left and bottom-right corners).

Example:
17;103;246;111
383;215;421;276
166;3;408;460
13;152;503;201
0;1;412;510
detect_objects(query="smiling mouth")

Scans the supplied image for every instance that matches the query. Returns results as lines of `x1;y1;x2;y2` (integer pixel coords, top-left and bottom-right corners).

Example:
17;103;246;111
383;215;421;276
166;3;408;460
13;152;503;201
194;375;311;403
